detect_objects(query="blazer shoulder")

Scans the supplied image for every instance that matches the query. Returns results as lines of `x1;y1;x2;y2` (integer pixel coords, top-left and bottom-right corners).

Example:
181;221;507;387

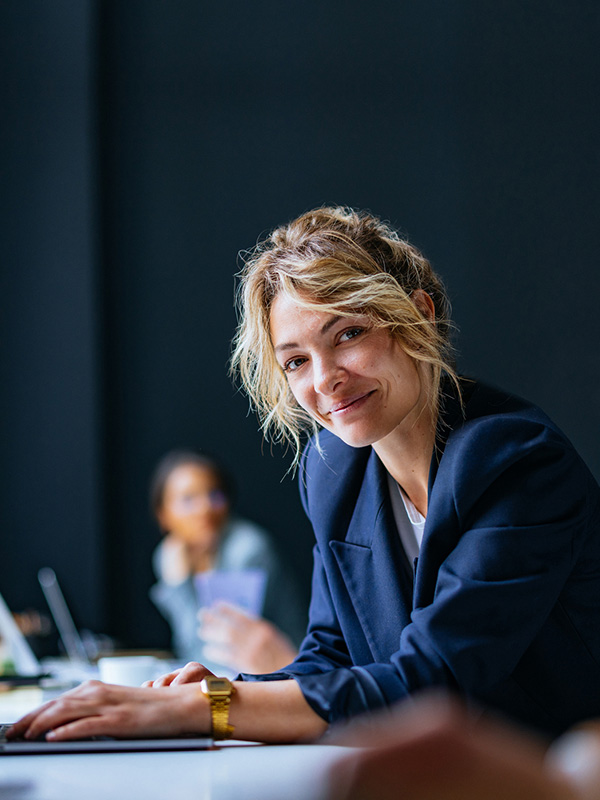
438;381;594;509
451;381;574;456
299;429;372;526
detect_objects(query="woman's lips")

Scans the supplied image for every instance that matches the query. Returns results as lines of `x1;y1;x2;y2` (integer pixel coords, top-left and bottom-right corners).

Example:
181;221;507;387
328;390;375;415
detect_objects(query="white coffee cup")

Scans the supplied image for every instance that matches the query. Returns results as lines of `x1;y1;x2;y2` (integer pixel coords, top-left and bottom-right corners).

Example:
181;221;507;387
97;655;161;687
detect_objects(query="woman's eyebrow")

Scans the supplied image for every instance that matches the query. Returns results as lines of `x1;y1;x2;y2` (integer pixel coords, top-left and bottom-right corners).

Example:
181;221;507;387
274;316;344;353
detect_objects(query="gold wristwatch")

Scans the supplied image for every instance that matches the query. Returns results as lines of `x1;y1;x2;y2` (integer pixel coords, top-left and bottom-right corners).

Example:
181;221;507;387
200;676;236;740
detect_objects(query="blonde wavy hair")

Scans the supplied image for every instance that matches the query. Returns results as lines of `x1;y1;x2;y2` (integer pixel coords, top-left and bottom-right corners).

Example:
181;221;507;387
230;206;459;464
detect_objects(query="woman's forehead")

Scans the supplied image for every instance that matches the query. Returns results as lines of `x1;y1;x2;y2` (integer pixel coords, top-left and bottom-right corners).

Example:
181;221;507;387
269;293;362;349
165;463;219;490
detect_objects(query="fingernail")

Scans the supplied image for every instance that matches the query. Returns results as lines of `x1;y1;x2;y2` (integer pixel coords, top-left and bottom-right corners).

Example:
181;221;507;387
46;730;56;740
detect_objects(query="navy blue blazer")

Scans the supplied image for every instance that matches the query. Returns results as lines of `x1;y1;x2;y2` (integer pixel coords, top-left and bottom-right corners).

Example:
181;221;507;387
245;381;600;736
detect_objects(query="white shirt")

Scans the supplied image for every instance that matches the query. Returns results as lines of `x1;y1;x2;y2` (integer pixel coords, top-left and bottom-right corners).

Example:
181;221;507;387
386;472;426;564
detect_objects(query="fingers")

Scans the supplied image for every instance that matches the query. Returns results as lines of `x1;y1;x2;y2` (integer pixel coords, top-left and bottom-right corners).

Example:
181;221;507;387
43;715;110;742
169;662;214;686
199;602;254;632
198;610;249;667
198;604;261;647
147;661;215;688
7;696;60;739
198;612;232;644
159;537;191;585
210;602;255;623
7;681;206;743
146;668;183;688
198;604;298;673
9;680;108;742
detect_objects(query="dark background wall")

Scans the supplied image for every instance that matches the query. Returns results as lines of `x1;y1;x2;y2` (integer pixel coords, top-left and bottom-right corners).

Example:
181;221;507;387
2;1;598;649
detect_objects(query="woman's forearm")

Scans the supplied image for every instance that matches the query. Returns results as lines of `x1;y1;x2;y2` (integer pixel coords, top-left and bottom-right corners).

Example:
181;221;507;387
227;679;328;743
152;661;329;743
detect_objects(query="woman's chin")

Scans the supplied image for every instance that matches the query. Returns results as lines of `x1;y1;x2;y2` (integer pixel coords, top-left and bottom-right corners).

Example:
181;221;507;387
327;425;378;450
187;530;221;549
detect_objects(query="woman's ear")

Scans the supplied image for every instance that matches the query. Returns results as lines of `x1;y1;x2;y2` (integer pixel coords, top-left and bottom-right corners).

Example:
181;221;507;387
411;289;435;322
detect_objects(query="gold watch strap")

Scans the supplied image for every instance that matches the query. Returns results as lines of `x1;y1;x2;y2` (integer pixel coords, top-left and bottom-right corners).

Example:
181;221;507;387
209;695;234;740
201;677;236;740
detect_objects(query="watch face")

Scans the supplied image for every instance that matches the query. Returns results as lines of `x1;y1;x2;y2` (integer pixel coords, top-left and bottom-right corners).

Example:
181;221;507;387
205;677;231;694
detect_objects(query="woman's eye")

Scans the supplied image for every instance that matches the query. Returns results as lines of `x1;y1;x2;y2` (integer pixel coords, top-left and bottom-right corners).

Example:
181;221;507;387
339;327;364;342
283;357;306;373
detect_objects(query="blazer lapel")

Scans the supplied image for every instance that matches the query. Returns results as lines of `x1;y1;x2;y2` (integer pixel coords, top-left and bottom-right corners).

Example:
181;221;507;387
416;378;476;606
329;450;413;663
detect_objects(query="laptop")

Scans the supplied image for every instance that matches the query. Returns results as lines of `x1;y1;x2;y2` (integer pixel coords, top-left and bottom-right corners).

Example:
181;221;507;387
0;590;48;683
37;567;92;666
0;579;95;687
0;723;213;754
0;579;213;754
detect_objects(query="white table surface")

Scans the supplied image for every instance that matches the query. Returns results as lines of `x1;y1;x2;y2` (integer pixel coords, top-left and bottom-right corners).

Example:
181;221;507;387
0;742;351;800
0;687;353;800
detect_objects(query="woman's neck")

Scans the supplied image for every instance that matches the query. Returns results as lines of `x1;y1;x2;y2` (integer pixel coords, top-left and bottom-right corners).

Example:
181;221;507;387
185;543;218;574
372;411;436;518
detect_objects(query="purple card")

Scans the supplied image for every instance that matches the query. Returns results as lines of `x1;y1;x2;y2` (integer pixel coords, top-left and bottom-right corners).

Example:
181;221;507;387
193;568;267;615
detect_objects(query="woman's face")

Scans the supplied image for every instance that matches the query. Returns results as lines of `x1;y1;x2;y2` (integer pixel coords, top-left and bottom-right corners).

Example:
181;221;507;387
156;463;229;549
269;292;429;450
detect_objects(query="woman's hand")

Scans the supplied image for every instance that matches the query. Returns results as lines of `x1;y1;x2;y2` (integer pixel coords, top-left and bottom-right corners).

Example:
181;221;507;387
198;602;298;674
7;680;209;742
157;536;192;585
144;661;215;688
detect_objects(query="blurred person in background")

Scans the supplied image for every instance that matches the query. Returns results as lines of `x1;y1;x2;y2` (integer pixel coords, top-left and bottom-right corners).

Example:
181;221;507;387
149;449;306;674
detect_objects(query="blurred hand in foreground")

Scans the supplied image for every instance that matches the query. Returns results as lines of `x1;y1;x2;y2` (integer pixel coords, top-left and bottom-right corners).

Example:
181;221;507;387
327;693;591;800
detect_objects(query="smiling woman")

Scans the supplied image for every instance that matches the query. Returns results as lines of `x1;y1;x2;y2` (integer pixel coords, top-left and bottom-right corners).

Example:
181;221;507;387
230;206;600;735
8;206;600;751
231;206;458;469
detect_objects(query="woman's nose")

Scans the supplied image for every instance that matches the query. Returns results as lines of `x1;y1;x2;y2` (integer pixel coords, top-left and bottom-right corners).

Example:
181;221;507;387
313;355;346;396
185;495;212;514
180;490;227;514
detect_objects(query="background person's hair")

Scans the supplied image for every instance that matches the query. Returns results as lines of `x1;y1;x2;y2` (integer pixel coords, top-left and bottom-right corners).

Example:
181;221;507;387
149;448;235;519
231;206;459;465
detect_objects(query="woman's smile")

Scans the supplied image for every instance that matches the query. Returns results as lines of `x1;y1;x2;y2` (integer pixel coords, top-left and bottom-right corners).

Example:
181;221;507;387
326;389;376;417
